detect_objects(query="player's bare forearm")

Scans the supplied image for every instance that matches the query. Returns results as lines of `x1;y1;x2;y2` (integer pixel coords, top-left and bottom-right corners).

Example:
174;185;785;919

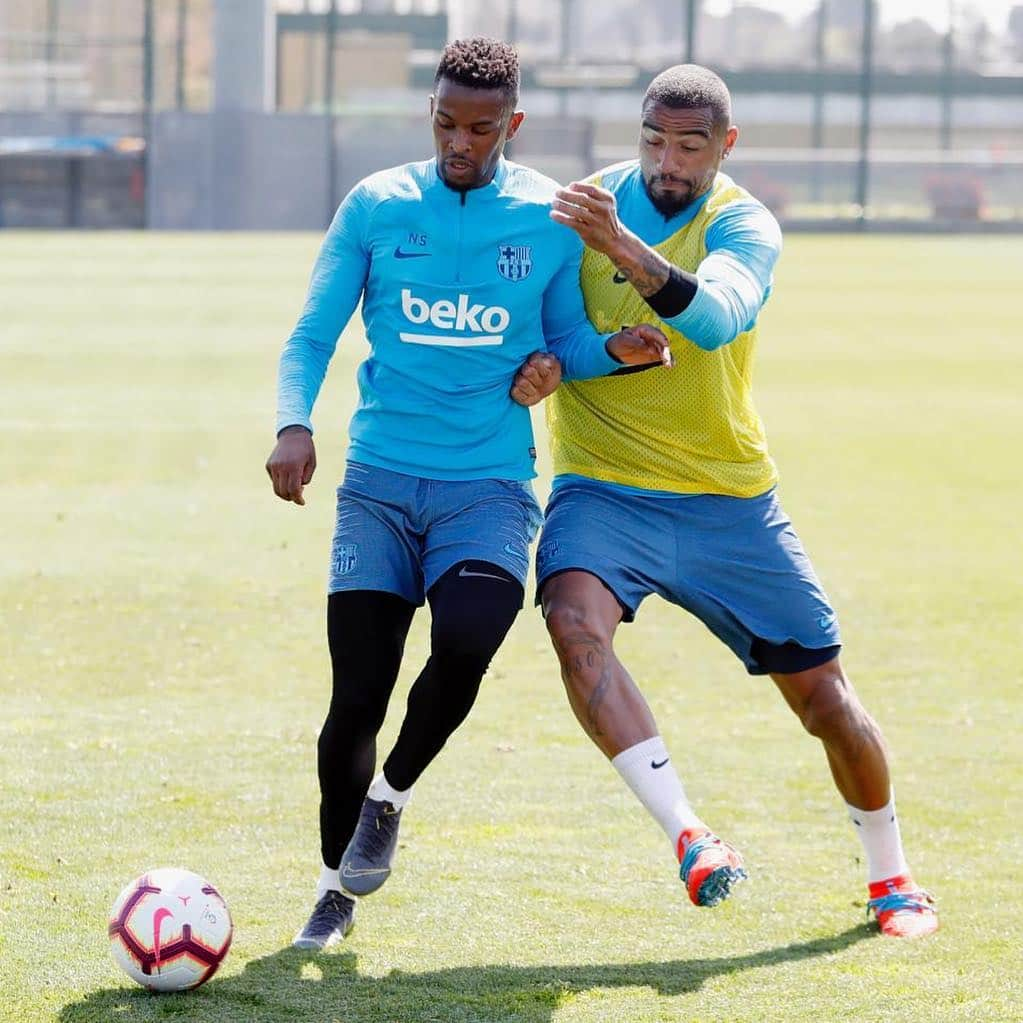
550;182;672;298
605;232;673;298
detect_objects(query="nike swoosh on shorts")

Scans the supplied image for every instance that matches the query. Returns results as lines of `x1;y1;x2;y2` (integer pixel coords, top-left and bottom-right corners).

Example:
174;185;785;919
458;566;510;582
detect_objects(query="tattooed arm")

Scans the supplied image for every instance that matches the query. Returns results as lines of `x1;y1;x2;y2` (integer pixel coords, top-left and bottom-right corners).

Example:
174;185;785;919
550;181;780;351
550;180;673;296
604;233;674;297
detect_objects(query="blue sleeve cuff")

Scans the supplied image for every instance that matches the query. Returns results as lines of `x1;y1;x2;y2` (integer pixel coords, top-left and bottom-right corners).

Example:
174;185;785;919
559;332;621;381
662;285;730;350
275;416;313;436
594;334;627;376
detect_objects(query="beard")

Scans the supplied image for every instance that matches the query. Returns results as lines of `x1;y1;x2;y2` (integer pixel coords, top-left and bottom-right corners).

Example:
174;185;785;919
440;155;482;189
644;174;702;217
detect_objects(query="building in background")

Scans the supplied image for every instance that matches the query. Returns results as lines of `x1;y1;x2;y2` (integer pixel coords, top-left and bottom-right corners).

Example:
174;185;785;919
1;0;1021;229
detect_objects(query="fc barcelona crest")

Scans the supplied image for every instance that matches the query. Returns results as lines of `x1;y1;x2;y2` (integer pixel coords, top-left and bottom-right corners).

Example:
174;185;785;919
333;543;358;577
497;244;533;282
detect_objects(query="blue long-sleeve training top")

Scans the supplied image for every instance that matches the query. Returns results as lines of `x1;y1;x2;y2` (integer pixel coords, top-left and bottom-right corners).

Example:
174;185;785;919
276;157;619;481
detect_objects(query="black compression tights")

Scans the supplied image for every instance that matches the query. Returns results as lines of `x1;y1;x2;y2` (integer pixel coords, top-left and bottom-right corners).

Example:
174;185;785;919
318;561;523;868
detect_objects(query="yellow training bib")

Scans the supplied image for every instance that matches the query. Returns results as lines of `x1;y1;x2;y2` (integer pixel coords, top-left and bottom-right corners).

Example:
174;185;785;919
548;172;778;497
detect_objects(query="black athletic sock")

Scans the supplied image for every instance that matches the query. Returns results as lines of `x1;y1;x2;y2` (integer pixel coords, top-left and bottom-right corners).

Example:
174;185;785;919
318;590;415;868
383;560;523;790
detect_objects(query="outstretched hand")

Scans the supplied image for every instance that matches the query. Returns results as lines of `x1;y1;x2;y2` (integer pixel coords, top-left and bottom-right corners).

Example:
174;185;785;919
550;181;625;253
511;351;562;406
266;426;316;505
607;325;673;368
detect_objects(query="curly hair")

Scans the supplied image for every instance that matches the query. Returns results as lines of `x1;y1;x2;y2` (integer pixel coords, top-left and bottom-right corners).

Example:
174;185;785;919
644;64;731;134
435;37;519;106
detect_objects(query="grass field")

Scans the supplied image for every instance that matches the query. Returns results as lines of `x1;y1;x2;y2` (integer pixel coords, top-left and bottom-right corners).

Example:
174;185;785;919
1;232;1021;1023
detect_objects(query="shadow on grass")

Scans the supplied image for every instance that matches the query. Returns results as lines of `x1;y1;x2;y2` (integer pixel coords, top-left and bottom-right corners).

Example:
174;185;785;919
60;923;874;1023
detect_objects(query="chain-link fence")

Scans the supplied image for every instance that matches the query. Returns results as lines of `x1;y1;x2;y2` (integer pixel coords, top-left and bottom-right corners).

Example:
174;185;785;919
1;0;1020;229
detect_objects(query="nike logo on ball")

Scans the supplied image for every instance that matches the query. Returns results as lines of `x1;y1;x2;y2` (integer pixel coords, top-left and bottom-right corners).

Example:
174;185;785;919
151;907;174;968
651;758;670;769
394;247;431;259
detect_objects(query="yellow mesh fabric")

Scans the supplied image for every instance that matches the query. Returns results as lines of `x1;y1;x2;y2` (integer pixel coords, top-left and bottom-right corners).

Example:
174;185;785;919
548;173;778;497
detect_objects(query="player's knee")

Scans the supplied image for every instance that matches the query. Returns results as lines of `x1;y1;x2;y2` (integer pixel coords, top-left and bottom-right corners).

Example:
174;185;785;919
799;674;875;747
544;600;613;662
429;562;523;669
316;718;342;770
431;617;501;672
324;682;390;739
432;595;520;672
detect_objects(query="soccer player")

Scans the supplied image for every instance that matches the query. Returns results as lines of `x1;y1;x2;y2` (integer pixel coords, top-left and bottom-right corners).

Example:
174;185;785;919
519;64;938;938
266;38;669;951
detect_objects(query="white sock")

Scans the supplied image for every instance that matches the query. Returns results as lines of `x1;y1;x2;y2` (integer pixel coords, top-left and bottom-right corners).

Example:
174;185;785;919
367;771;413;809
611;736;706;856
317;862;342;896
847;792;910;883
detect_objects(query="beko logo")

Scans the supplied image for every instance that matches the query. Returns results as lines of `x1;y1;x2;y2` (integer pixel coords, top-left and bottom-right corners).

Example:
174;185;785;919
399;288;510;346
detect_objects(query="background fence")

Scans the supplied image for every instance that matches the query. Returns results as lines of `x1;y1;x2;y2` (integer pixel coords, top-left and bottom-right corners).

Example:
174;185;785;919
1;0;1021;230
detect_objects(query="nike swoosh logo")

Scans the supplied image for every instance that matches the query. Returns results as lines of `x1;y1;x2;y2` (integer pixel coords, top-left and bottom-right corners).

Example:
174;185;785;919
151;907;174;968
503;542;525;558
458;566;510;582
613;272;628;284
394;247;431;259
651;758;670;769
341;864;387;877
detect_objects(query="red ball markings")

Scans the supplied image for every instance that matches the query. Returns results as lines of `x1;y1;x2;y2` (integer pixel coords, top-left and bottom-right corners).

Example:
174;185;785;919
108;877;231;988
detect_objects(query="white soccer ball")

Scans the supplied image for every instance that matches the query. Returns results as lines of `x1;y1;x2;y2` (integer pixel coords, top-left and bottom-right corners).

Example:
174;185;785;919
108;867;233;992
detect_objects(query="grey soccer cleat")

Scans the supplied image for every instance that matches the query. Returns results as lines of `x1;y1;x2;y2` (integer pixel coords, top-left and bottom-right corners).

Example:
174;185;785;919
292;890;355;950
339;797;402;896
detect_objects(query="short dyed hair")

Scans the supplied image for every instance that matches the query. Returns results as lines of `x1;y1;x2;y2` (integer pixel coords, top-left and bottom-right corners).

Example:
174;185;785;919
435;37;520;106
643;64;732;134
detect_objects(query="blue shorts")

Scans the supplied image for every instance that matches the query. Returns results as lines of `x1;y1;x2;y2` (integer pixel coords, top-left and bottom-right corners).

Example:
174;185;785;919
534;479;841;675
329;461;543;605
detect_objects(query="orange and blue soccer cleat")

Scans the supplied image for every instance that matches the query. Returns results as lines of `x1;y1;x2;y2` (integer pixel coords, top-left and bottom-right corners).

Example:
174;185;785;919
677;828;748;907
867;874;938;938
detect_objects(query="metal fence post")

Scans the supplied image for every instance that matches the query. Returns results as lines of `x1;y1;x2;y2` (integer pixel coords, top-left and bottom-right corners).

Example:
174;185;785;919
855;0;875;224
325;0;337;225
559;0;574;117
46;0;60;108
941;1;955;151
176;0;188;110
811;0;827;202
143;0;155;229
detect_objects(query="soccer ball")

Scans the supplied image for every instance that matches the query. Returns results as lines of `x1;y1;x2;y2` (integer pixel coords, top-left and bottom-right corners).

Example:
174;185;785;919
108;867;233;992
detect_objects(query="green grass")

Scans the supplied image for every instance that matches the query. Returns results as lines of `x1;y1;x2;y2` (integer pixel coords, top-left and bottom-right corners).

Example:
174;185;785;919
1;232;1021;1022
